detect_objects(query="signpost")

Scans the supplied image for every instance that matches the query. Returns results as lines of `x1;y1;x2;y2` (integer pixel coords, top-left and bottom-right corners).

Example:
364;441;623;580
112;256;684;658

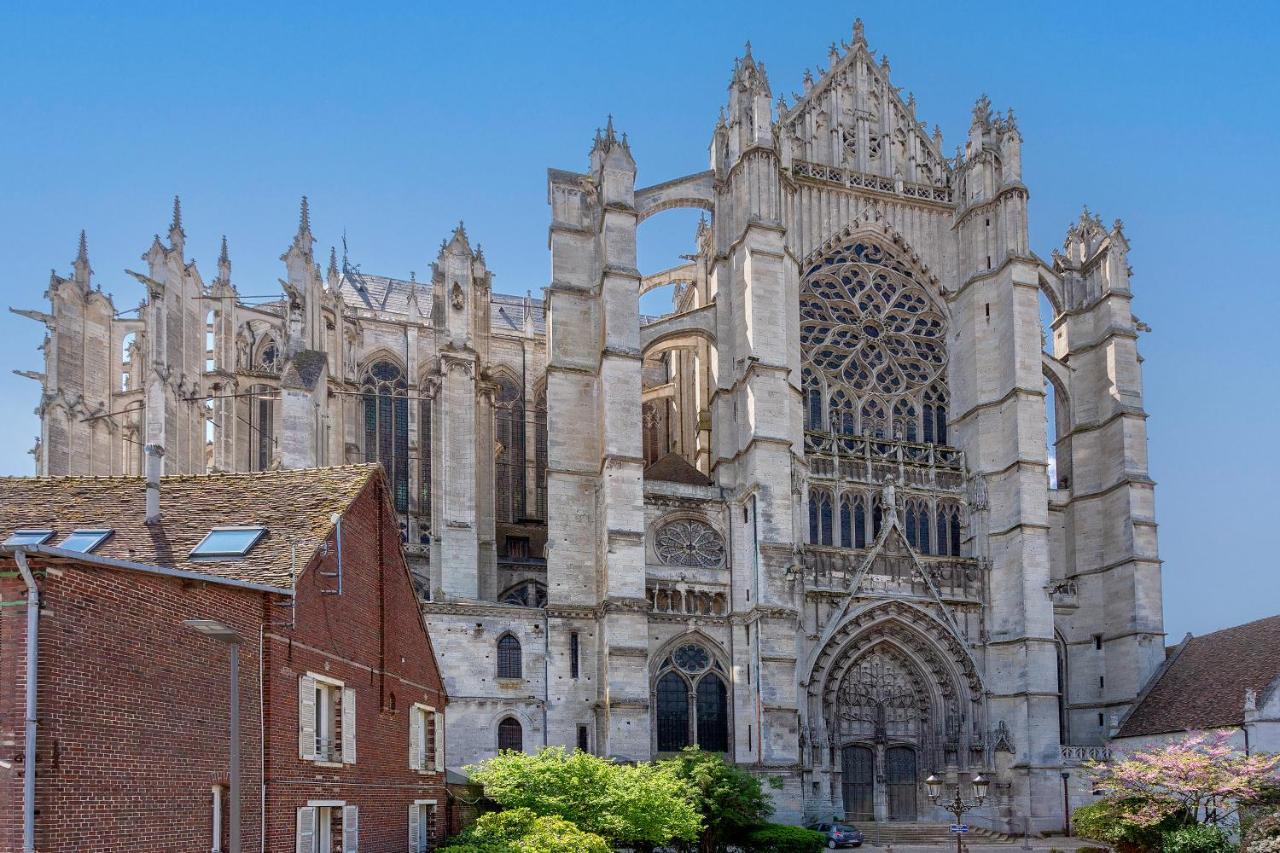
950;825;970;834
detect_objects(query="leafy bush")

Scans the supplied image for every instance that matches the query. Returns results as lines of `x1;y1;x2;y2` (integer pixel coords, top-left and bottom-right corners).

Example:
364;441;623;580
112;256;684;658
439;807;610;853
742;823;827;853
660;747;775;851
463;746;701;847
1161;823;1235;853
1073;798;1187;851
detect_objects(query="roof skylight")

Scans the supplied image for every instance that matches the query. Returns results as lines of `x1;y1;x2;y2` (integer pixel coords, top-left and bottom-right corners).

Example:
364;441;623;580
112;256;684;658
190;526;267;559
58;529;113;554
4;529;54;547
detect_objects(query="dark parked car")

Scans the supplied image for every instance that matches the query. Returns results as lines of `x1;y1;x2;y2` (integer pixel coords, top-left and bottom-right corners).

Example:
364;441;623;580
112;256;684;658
810;822;864;848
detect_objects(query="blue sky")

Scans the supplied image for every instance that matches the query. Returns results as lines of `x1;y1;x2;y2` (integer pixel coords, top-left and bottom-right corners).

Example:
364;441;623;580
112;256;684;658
1;1;1276;639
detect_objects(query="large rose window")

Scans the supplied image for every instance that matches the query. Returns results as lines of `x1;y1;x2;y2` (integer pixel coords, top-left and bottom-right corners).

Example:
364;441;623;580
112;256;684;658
654;519;726;569
801;240;946;399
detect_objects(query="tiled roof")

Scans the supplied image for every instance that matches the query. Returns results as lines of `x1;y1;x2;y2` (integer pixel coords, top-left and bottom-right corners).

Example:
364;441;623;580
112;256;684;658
337;271;546;335
644;452;713;487
1116;614;1280;738
0;465;380;590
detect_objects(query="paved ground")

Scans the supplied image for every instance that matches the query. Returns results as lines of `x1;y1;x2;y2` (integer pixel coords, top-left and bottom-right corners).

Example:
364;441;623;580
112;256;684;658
859;840;1107;852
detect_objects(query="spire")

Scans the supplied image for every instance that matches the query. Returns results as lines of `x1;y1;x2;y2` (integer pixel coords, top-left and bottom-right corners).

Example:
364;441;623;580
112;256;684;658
217;235;231;282
168;195;185;252
72;229;91;285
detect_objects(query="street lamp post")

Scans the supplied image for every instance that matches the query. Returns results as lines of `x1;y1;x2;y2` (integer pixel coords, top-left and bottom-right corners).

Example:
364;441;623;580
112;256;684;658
926;773;989;853
185;619;243;853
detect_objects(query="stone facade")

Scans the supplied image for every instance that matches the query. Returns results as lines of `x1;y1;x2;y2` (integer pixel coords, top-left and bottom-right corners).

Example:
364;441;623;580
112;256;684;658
13;21;1164;831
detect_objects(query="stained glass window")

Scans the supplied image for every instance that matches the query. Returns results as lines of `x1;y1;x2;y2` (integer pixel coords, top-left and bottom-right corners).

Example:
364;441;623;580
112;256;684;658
656;671;690;752
854;497;867;548
419;397;431;538
839;495;853;548
495;375;526;523
800;238;950;445
533;386;548;520
696;674;729;752
361;360;409;512
809;489;833;546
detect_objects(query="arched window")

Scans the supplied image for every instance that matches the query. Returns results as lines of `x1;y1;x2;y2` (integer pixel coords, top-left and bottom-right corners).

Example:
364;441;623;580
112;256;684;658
497;717;523;752
654;643;729;753
258;338;279;372
830;389;856;436
803;368;823;431
500;581;547;609
361;360;409;512
854;496;867;548
695;674;729;752
893;399;918;442
950;511;961;556
533;385;548;520
924;385;948;446
905;504;918;548
839;494;854;548
246;384;274;472
419;394;431;540
656;671;689;752
809;489;833;546
936;508;949;556
918;505;931;554
861;399;887;439
497;634;522;679
494;375;526;523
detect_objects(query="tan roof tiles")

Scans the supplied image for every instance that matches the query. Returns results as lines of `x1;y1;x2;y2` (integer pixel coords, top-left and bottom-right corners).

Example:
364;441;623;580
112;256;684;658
0;464;381;589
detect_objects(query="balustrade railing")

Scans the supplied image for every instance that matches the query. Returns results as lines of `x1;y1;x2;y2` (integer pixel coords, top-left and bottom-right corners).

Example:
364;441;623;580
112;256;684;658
647;582;728;617
1061;744;1112;763
792;160;954;204
805;431;966;492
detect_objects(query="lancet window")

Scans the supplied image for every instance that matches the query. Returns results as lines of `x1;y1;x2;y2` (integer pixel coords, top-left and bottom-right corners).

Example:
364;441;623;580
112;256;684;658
654;643;729;753
361;360;409;512
494;375;526;523
800;238;950;445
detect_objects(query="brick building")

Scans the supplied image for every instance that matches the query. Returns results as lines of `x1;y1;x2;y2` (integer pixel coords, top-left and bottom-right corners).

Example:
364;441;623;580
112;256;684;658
0;464;447;852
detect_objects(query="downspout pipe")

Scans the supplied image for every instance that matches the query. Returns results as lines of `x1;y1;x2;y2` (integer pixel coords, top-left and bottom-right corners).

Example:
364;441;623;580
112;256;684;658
14;549;39;853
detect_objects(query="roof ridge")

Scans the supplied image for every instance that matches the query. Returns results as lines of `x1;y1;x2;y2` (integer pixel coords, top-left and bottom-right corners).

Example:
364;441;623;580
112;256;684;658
0;463;381;485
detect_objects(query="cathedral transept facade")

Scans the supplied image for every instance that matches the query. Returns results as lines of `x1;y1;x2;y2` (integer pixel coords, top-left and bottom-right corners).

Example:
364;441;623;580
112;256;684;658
15;21;1163;830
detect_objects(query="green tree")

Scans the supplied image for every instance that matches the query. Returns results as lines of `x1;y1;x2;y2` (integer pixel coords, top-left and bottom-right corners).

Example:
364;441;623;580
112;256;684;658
464;747;702;847
440;807;610;853
660;747;775;851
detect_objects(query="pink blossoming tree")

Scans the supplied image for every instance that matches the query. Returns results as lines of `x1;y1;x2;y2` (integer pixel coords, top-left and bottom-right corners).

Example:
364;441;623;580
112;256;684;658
1087;732;1280;827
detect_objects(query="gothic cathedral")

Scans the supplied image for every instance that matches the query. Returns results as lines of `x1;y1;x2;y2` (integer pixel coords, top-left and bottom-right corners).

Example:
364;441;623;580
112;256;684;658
15;21;1163;830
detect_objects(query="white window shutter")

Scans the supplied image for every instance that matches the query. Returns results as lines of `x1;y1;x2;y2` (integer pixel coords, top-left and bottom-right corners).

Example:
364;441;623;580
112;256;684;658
295;806;315;853
342;804;358;853
408;802;421;853
409;708;422;770
298;675;317;761
434;710;445;771
341;687;357;764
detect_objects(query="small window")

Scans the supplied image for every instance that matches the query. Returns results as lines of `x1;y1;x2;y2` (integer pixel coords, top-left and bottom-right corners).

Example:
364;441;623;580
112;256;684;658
1094;635;1103;651
57;528;113;553
576;724;589;753
498;717;523;752
4;529;53;547
191;526;267;558
497;634;522;679
569;632;580;679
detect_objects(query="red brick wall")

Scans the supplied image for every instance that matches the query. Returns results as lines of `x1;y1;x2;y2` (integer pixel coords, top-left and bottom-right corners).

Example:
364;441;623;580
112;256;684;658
0;564;266;853
264;476;448;852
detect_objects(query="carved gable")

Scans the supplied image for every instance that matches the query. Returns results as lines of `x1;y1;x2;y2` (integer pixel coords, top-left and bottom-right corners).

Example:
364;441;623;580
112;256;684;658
779;24;950;189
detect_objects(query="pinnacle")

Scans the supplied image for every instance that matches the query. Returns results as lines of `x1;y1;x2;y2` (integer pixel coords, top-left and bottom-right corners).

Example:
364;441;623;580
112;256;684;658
853;18;866;45
298;195;311;236
170;195;183;233
219;235;230;266
76;230;88;263
328;246;339;277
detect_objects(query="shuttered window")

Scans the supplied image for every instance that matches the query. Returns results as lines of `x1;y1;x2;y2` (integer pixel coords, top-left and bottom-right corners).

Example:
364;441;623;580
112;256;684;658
299;674;354;764
409;801;438;853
